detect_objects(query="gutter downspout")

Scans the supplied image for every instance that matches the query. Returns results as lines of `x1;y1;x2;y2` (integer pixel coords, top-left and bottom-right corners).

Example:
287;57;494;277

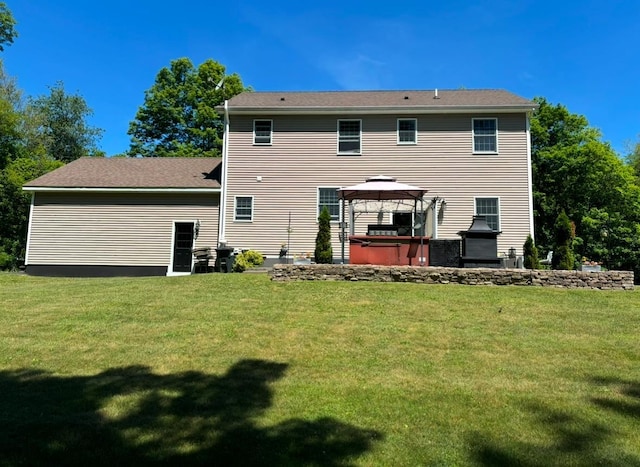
218;100;230;246
525;111;535;242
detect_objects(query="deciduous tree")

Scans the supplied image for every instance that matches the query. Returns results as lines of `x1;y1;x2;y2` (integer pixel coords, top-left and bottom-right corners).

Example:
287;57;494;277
26;82;103;163
626;137;640;180
0;60;21;169
0;2;17;51
128;58;247;158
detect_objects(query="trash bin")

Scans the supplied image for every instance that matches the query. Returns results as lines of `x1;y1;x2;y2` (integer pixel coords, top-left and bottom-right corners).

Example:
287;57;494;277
215;246;235;273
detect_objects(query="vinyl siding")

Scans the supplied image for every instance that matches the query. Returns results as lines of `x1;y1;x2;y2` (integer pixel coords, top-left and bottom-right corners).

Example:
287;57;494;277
27;192;219;267
224;113;531;257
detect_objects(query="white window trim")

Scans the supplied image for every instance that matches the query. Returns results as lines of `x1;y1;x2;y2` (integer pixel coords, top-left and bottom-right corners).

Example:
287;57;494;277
253;119;273;145
472;117;499;154
397;118;417;145
317;187;342;222
234;195;254;222
337;119;362;155
474;196;501;231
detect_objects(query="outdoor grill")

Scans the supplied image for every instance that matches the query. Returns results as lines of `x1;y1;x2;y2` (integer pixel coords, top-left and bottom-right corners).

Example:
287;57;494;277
458;216;501;268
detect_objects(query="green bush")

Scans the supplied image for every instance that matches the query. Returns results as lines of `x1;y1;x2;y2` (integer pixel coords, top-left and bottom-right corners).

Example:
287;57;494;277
232;250;264;272
232;254;249;273
242;250;265;267
0;250;12;270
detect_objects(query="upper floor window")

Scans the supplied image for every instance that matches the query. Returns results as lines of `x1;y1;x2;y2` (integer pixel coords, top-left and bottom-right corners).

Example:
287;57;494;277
475;197;500;231
472;118;498;153
397;118;417;144
318;187;341;221
254;120;272;145
234;196;254;222
337;120;361;155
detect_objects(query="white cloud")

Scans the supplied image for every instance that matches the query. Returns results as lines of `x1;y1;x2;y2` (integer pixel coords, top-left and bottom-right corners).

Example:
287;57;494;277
319;54;387;90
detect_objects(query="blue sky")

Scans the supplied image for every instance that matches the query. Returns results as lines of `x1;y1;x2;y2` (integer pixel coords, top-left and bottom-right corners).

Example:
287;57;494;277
4;0;639;156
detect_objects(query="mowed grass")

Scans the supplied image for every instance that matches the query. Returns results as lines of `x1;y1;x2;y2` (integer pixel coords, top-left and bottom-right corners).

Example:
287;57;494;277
0;272;638;466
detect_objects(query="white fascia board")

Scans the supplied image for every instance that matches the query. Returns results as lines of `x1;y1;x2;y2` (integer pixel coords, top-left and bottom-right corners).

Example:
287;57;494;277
226;105;537;116
22;187;221;193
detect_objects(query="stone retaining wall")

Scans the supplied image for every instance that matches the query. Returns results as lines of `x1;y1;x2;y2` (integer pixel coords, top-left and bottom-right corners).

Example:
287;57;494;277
270;264;635;290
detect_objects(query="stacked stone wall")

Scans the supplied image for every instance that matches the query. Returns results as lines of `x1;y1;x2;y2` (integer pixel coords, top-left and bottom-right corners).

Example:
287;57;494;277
270;265;635;290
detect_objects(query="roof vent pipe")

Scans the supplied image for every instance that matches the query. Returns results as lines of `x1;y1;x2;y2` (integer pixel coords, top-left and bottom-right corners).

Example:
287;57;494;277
434;88;439;99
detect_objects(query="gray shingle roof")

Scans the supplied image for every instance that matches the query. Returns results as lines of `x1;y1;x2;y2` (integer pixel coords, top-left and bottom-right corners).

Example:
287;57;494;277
226;89;536;111
24;157;222;189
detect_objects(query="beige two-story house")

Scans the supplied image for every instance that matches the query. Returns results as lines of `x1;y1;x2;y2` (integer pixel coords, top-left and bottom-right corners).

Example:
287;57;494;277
22;89;537;276
218;89;537;263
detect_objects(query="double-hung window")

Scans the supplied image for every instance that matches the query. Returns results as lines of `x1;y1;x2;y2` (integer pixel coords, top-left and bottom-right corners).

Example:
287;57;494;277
318;187;341;221
475;197;500;231
472;118;498;153
337;120;361;154
397;118;417;144
234;196;254;222
253;120;272;145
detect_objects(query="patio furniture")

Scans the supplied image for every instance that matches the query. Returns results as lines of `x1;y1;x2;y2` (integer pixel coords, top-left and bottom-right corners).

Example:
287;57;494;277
540;250;553;266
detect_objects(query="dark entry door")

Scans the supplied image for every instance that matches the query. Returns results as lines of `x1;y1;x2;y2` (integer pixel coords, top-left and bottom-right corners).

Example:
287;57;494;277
172;222;194;273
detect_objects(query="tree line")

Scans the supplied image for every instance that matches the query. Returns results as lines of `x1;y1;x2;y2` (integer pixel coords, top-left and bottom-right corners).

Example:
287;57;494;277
530;97;640;278
0;1;639;280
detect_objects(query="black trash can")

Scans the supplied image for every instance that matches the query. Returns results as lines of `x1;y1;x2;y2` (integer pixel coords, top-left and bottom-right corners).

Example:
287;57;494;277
215;246;235;273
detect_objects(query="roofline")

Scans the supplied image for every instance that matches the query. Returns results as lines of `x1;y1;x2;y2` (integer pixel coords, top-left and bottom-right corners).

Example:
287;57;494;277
23;187;222;193
222;105;537;115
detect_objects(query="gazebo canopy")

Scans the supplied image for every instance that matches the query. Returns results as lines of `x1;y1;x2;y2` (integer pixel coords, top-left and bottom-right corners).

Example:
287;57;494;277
338;175;428;201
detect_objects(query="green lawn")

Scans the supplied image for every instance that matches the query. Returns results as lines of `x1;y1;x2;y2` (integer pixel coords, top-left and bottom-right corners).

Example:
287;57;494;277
0;272;638;466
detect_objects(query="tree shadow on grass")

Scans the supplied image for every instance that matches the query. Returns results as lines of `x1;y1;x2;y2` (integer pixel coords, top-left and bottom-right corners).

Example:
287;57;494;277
469;376;640;467
0;360;382;466
589;375;640;419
